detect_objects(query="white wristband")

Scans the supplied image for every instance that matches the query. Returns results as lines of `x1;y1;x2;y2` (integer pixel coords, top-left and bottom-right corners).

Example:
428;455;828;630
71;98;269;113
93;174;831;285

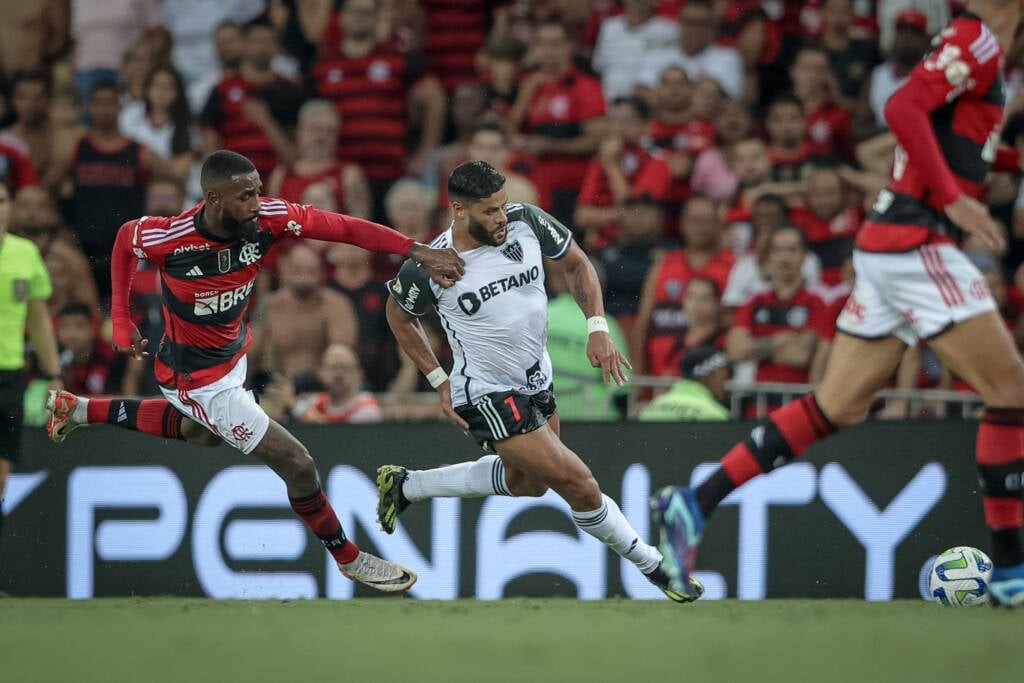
425;367;448;388
587;316;609;335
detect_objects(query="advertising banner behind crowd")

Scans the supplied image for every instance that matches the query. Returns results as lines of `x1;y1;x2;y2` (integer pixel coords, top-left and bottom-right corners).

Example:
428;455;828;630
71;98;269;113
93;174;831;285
2;421;981;600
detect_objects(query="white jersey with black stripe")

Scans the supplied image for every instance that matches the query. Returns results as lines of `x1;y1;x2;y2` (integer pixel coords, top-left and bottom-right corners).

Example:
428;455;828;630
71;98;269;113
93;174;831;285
387;203;573;406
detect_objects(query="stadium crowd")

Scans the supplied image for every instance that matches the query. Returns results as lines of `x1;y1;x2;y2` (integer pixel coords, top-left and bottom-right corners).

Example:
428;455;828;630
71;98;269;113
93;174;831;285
2;0;1022;424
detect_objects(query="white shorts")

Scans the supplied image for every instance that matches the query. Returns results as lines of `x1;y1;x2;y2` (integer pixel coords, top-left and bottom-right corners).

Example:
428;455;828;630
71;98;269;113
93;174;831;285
836;244;996;345
160;357;270;454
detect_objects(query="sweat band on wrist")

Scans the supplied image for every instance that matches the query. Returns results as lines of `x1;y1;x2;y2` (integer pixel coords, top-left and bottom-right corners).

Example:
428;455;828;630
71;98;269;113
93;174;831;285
425;367;448;388
587;316;610;335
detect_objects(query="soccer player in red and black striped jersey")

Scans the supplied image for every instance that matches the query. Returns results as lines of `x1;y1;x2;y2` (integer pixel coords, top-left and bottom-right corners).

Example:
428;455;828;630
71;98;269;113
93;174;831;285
45;150;464;594
652;0;1024;606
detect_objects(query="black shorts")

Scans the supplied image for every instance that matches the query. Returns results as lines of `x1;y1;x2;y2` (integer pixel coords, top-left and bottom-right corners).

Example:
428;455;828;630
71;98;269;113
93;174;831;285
0;370;25;465
456;389;557;453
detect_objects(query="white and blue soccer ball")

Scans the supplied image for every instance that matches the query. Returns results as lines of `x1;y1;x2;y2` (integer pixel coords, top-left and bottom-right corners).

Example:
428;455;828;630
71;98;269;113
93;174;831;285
929;546;993;606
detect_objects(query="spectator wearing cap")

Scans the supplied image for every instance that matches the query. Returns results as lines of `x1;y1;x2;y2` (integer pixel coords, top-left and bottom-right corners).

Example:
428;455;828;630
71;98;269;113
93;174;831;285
575;96;671;249
877;0;948;56
636;0;745;101
591;0;679;102
863;9;932;132
638;346;731;421
820;0;881;102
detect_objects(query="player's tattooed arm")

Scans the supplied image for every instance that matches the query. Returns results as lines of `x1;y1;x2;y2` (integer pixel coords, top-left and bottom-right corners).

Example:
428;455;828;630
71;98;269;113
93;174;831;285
557;242;602;318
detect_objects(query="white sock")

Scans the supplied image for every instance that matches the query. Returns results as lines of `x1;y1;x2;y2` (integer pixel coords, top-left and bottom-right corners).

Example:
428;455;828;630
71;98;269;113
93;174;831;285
72;396;89;423
572;494;662;574
402;455;512;502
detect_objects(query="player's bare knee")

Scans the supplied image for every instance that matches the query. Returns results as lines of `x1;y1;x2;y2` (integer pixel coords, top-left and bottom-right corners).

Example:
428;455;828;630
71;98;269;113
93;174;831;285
286;447;318;488
181;419;219;447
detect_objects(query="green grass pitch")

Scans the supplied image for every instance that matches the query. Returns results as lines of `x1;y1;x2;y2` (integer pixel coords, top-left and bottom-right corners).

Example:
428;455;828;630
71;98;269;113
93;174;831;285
0;598;1016;683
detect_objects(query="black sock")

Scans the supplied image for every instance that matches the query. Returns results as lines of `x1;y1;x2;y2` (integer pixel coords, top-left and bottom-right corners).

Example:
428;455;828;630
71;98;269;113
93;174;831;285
990;528;1024;569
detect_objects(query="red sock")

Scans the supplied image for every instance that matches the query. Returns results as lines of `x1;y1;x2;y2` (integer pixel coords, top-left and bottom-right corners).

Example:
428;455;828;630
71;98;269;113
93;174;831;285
290;489;360;564
86;398;184;440
699;394;835;517
977;408;1024;567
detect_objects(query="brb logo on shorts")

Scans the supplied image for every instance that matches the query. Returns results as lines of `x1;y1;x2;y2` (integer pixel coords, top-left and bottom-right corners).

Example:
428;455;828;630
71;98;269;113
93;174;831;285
194;281;255;316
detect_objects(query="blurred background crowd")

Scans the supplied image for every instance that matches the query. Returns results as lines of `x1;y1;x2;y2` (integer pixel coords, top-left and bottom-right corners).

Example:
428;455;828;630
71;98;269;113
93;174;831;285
2;0;1022;425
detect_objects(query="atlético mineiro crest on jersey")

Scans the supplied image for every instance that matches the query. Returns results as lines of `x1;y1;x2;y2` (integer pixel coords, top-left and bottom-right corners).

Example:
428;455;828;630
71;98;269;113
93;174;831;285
501;240;524;263
218;249;231;273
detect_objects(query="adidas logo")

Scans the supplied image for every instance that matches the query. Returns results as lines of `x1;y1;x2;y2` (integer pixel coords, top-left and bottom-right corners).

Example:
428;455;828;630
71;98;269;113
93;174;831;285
116;402;128;423
186;266;203;277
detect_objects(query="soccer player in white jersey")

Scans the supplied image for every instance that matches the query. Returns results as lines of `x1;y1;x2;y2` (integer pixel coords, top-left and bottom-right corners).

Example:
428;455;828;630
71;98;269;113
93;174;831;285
377;160;701;602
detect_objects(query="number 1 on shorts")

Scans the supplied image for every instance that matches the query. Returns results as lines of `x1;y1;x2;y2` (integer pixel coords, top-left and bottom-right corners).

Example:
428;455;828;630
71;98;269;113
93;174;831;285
503;395;522;421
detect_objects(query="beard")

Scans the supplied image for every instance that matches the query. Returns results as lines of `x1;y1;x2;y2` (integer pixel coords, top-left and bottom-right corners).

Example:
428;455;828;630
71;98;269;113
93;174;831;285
891;45;925;70
222;211;260;243
468;215;505;246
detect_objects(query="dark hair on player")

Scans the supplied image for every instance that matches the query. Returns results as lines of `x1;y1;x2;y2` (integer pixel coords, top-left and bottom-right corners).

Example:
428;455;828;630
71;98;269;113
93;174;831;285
612;95;650;120
448;160;506;206
88;79;119;101
57;301;95;321
200;150;257;192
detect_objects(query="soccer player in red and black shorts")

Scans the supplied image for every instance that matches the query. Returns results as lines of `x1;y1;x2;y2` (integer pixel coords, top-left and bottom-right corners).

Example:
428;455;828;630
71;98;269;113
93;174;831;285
651;0;1024;606
45;150;464;593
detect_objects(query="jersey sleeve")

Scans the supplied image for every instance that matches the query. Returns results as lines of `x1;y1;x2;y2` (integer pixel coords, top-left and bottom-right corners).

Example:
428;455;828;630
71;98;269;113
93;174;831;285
386;258;437;317
510;203;573;259
884;20;1002;206
261;198;415;255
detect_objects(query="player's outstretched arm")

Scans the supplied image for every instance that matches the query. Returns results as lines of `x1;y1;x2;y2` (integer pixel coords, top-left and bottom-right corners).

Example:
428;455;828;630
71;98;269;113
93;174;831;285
385;297;468;429
110;221;147;359
299;207;465;286
550;241;631;386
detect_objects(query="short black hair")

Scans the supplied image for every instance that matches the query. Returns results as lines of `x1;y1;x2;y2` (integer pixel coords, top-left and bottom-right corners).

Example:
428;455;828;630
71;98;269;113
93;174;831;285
448;160;506;206
200;150;257;192
58;301;95;321
89;80;119;101
612;95;650;120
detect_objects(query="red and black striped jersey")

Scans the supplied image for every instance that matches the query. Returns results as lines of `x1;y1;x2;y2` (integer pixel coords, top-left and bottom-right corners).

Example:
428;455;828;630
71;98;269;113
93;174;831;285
199;76;305;179
858;13;1006;253
733;286;829;384
312;42;425;182
420;0;487;91
113;198;415;390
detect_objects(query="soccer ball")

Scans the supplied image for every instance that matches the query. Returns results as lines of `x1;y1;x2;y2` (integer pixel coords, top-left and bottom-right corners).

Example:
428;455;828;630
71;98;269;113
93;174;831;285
928;546;993;606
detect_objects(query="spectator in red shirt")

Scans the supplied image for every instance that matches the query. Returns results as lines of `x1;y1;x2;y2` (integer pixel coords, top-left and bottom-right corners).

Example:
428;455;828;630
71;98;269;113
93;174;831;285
645;66;717;211
632;195;736;376
575;96;671;249
764;94;814;183
313;0;446;216
790;45;854;162
266;99;371;220
668;276;728;379
3;71;56;183
0;132;39;191
56;301;118;396
507;18;607;227
726;225;828;407
790;166;863;286
199;19;304;180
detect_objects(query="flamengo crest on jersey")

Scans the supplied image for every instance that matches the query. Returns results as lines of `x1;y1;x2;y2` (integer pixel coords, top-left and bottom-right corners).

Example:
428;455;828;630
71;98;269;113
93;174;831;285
387;203;572;406
129;198;300;386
